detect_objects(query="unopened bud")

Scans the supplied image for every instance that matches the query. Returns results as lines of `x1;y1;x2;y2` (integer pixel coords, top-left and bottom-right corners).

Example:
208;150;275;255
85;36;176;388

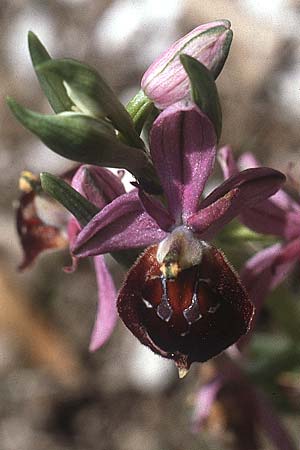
141;20;232;109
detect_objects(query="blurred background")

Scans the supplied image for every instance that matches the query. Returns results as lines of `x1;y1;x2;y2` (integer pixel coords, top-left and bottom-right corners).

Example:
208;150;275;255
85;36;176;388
1;1;300;449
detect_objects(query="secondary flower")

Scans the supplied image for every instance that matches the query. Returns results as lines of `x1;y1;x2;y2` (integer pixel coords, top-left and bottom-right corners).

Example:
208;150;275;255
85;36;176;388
192;355;297;450
72;101;284;373
219;146;300;343
16;170;73;270
141;20;232;109
17;165;126;351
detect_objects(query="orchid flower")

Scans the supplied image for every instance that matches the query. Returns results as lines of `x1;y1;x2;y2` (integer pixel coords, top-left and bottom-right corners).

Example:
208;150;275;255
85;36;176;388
72;101;284;374
218;146;300;338
16;165;126;351
11;27;285;375
192;354;297;450
190;148;300;448
16;169;75;270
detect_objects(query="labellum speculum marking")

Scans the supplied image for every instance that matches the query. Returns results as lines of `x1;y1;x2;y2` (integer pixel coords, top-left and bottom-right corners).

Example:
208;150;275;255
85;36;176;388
117;243;254;376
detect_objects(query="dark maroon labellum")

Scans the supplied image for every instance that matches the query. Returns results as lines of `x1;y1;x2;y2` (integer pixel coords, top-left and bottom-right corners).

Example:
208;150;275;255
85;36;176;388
117;245;254;372
16;190;68;270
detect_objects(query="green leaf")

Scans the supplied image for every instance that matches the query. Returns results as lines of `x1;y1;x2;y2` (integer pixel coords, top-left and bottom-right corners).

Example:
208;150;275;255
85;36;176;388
40;172;99;226
267;286;300;342
28;31;73;113
37;58;143;148
41;174;147;269
247;333;300;382
218;220;278;245
7;97;150;172
180;53;222;140
126;89;155;134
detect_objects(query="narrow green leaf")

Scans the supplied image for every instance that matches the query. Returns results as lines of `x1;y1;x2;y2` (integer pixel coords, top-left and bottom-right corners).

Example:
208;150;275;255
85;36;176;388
247;333;300;382
180;53;222;140
40;172;99;226
37;58;143;148
268;286;300;342
7;97;150;172
218;220;278;245
28;31;73;113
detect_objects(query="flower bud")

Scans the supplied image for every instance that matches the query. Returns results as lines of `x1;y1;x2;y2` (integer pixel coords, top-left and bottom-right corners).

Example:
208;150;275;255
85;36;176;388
141;20;232;109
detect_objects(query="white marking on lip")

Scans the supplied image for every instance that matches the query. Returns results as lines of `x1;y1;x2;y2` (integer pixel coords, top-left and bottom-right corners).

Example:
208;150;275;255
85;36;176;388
156;276;173;322
142;298;153;309
198;278;211;284
180;328;190;336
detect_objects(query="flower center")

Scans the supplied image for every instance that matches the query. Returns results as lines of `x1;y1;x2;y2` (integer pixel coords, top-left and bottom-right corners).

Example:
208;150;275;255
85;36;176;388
156;225;209;273
141;258;222;337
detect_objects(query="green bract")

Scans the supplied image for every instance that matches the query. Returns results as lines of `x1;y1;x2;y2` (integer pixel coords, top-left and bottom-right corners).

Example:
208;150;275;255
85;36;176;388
7;98;152;173
37;58;143;148
40;172;99;226
8;33;163;195
28;31;73;113
180;54;222;140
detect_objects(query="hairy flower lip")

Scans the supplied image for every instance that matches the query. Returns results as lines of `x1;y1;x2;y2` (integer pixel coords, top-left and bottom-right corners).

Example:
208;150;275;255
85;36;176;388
117;244;254;372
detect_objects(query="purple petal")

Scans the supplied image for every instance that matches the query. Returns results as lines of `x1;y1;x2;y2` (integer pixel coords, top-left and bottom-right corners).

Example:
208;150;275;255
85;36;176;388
138;189;175;231
240;244;283;313
71;165;125;209
89;255;118;351
218;145;239;178
238;244;295;350
64;217;80;273
238;151;260;169
201;167;285;209
255;389;297;450
72;190;167;257
272;237;300;268
219;148;300;239
215;355;297;450
150;101;216;222
223;149;300;214
193;168;285;239
187;189;238;235
271;189;300;213
191;376;224;432
239;202;300;240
